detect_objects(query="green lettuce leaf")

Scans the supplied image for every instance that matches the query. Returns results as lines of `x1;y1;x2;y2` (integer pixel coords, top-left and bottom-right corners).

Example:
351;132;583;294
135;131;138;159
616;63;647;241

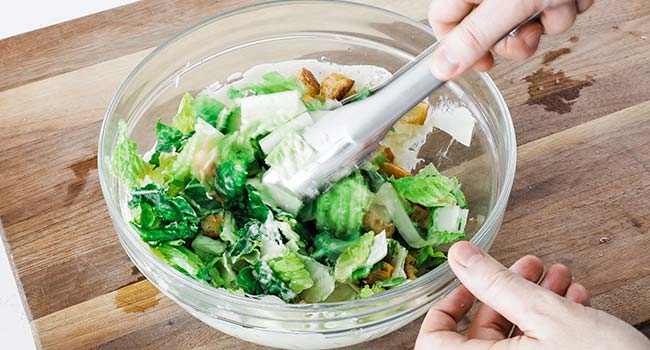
228;72;304;99
215;161;248;202
392;175;456;208
111;120;150;185
358;284;384;299
334;231;374;281
180;179;222;217
191;234;227;258
169;118;223;187
311;231;360;265
152;244;209;281
414;246;447;269
245;184;271;222
268;253;314;294
229;220;263;263
149;121;191;167
347;85;371;103
216;130;258;166
299;256;335;303
374;277;407;288
237;266;263;295
193;95;226;128
254;261;297;302
388;239;409;278
172;92;197;135
315;173;374;240
129;184;200;243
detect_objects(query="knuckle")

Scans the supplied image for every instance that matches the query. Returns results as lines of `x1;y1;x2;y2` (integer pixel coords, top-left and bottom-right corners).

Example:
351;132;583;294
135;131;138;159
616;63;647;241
529;291;568;321
458;19;490;54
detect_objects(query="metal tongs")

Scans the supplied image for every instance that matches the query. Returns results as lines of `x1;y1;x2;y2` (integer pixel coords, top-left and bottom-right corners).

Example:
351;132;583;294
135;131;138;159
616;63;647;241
263;13;541;199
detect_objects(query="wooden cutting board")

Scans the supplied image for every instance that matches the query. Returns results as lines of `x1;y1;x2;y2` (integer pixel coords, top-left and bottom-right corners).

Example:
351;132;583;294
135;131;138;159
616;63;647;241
1;0;649;349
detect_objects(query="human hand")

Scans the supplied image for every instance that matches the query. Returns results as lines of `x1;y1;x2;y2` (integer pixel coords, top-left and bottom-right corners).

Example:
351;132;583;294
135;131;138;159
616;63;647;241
428;0;595;80
415;241;650;350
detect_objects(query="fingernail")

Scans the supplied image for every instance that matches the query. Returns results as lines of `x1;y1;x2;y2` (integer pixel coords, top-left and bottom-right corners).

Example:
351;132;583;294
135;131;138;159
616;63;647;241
431;47;458;80
452;242;484;268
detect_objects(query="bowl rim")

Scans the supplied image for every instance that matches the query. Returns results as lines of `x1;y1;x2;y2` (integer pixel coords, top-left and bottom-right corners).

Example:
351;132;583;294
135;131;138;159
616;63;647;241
98;0;517;313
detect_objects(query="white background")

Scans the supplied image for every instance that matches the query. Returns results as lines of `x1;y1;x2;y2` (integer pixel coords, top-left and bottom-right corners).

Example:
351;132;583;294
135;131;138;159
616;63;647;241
1;2;140;349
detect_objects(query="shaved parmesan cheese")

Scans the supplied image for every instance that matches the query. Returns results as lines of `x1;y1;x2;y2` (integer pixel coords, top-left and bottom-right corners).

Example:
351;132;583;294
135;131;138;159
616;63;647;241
431;106;475;147
365;231;388;266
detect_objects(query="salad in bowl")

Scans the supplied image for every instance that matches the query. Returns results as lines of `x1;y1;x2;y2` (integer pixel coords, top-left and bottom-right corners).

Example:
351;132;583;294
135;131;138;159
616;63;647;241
111;59;475;304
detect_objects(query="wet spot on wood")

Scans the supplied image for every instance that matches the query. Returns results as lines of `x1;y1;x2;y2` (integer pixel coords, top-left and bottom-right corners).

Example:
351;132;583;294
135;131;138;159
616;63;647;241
569;36;580;43
542;48;572;65
116;281;160;313
65;156;97;205
612;26;619;30
630;217;643;228
524;68;594;114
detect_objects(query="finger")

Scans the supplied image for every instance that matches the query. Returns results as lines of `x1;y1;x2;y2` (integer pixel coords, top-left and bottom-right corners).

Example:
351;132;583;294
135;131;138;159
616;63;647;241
539;264;572;296
420;285;475;333
428;0;477;36
492;21;543;61
566;282;591;306
447;241;565;330
467;255;544;340
541;2;578;34
576;0;595;13
472;53;495;72
431;0;546;80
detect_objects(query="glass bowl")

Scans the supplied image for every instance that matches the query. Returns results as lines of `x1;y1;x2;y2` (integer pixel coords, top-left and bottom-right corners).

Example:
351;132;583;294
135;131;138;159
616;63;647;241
98;1;516;348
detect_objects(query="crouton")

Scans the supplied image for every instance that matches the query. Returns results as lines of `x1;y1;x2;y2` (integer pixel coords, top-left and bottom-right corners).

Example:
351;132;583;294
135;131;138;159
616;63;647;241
410;205;430;229
299;68;320;98
379;162;412;179
405;254;418;280
364;262;395;286
200;212;225;239
363;211;395;238
320;73;355;101
401;102;430;125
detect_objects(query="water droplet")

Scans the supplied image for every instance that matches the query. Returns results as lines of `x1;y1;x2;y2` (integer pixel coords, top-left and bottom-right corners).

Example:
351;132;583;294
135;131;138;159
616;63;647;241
319;56;328;62
346;47;352;52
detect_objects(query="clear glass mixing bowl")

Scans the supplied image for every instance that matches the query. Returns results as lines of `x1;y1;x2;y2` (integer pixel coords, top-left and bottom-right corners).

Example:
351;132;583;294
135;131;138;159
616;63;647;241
98;1;516;348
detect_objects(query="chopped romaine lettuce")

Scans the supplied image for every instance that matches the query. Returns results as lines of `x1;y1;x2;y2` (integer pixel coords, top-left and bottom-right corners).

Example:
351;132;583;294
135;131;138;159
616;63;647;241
191;234;227;257
240;90;307;136
299;256;335;303
358;284;384;299
152;244;209;281
315;174;374;240
254;261;297;302
374;183;428;248
215;161;247;202
193;95;226;128
129;184;200;244
237;266;263;294
169;119;223;187
311;231;360;265
264;131;317;180
258;112;313;154
268;253;314;294
256;182;303;216
414;246;447;269
334;231;374;281
229;72;305;99
374;277;407;288
388;239;408;279
172;93;197;135
111;120;150;185
364;231;388;266
392;175;457;208
149;121;190;167
180;179;222;217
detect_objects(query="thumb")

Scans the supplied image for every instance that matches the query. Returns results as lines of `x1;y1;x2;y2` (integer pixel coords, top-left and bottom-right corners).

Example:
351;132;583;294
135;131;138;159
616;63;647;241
448;241;563;331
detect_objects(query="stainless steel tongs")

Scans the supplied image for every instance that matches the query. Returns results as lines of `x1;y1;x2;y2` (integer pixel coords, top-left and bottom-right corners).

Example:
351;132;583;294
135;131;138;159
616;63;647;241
263;13;541;199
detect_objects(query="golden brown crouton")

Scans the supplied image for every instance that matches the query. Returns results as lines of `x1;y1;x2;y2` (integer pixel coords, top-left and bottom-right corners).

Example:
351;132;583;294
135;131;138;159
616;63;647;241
320;73;355;101
363;211;395;238
364;262;395;286
299;68;320;98
401;102;430;125
405;254;418;280
379;162;412;179
410;205;430;229
200;212;225;239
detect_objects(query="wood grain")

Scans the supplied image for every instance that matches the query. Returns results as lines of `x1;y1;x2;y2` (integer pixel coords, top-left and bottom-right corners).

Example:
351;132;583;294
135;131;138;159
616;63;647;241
0;0;649;348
